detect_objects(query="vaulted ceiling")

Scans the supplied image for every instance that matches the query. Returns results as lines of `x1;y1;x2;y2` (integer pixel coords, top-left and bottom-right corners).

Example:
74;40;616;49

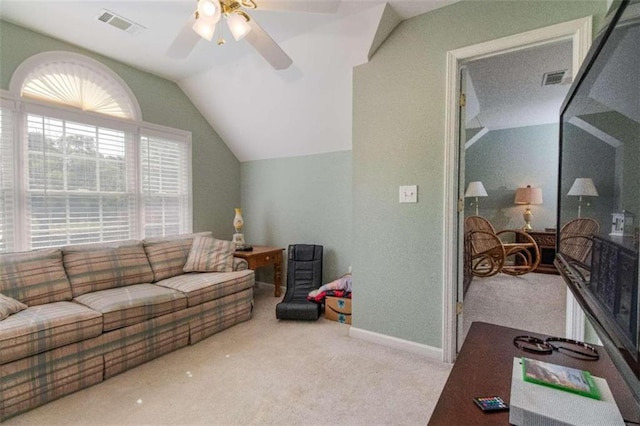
0;0;460;161
0;0;559;161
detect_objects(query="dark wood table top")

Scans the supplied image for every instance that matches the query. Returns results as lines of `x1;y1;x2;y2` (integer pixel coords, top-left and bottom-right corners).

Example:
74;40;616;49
428;322;640;425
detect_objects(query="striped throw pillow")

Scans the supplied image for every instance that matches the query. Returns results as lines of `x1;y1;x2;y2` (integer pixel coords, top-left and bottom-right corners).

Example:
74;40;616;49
0;293;28;321
183;236;234;273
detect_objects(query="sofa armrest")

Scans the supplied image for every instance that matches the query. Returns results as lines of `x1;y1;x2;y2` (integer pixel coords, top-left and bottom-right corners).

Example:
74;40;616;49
233;257;248;271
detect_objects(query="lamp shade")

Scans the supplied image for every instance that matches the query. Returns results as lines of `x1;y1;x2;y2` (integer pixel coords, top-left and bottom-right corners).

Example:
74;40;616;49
227;12;251;41
192;16;216;41
514;185;543;205
567;178;599;197
198;0;221;20
464;181;488;198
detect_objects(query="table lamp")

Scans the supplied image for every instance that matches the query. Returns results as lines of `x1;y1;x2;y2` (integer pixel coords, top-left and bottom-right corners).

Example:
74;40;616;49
567;178;598;218
465;181;488;216
514;185;543;231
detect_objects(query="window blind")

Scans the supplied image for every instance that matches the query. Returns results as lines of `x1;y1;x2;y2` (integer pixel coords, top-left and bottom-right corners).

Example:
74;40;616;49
0;104;15;252
26;113;136;248
140;131;191;238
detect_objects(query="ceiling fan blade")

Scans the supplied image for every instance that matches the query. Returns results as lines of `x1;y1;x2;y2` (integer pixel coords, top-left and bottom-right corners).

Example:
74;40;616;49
245;19;293;70
255;0;341;14
166;15;200;59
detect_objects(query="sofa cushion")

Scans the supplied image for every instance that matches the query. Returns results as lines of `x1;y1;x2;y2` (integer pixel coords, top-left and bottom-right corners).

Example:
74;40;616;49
73;284;187;332
183;236;235;273
0;294;28;321
155;269;255;307
0;249;72;306
64;244;154;297
143;232;212;282
0;301;103;364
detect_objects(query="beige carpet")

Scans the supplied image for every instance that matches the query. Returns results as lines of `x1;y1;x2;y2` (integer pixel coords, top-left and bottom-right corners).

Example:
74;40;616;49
462;272;567;342
5;285;452;425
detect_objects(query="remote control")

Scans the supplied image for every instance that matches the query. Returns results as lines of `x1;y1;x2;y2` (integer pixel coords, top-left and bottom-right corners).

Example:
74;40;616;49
473;396;509;412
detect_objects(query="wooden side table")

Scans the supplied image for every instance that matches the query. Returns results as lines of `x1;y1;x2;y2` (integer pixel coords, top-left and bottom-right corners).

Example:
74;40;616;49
516;230;558;274
234;246;285;297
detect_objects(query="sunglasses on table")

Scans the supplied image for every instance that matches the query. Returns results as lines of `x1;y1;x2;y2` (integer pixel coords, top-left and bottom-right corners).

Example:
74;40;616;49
513;335;599;361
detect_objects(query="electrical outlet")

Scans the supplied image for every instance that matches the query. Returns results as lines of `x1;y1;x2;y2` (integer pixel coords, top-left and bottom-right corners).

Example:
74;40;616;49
399;185;418;203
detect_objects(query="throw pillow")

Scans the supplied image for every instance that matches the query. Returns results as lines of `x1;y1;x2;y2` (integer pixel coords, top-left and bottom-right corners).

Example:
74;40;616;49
183;236;235;273
0;293;28;321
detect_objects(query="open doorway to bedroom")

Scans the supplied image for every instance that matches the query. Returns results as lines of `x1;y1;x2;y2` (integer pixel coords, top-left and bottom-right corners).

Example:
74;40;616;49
442;17;593;363
460;40;573;342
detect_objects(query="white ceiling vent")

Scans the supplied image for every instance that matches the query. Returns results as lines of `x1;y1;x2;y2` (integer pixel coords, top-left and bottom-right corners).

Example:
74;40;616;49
542;70;570;86
96;9;145;36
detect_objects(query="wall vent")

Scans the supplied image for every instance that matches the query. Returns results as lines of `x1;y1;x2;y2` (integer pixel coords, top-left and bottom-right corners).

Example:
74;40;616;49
96;9;145;36
542;70;569;86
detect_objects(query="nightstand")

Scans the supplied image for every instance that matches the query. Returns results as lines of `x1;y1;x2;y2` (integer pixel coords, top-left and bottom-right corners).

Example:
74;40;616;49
234;246;285;297
516;230;558;274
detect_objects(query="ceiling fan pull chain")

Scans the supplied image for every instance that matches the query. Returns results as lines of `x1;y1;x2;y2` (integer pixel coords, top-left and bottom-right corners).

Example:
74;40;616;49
217;16;226;45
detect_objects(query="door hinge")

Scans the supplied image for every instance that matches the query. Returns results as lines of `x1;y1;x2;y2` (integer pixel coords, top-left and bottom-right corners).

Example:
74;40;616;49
459;93;466;107
458;198;464;213
456;301;463;315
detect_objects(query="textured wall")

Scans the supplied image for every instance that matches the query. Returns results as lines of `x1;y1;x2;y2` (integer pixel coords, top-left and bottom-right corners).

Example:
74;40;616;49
465;124;559;231
0;20;240;238
352;0;608;348
240;151;352;283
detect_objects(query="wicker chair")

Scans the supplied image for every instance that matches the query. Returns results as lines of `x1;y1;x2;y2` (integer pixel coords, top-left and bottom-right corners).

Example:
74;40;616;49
558;218;599;268
464;216;541;277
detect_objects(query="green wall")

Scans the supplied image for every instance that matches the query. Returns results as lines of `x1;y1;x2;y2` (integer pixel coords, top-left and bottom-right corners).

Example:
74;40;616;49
0;20;239;238
240;151;352;283
465;124;559;231
352;0;608;348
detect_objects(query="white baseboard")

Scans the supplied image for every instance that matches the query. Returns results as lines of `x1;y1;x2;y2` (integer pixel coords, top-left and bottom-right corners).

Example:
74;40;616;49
349;327;443;361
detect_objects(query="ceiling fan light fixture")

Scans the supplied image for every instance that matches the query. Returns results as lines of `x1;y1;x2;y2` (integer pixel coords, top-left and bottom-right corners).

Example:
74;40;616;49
226;12;251;41
197;0;221;20
192;15;217;41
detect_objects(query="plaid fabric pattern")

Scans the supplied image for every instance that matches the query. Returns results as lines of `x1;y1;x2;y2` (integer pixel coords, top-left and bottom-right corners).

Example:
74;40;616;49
0;336;104;421
143;232;212;282
188;287;253;344
233;257;248;271
63;244;154;297
155;269;254;307
183;236;235;273
99;310;190;378
0;294;28;321
0;249;72;305
74;284;187;332
0;302;103;365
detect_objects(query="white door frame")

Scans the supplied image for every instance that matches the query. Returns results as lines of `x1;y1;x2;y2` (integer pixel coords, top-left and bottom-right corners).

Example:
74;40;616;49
442;16;593;363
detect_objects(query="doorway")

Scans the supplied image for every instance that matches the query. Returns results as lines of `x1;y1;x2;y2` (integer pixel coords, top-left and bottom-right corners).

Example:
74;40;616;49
442;17;593;363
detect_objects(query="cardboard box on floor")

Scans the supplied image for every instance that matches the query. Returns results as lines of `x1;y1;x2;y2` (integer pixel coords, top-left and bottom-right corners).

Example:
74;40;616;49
325;296;351;324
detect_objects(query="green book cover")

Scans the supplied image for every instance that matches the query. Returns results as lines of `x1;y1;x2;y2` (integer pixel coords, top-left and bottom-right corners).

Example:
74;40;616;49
521;357;601;400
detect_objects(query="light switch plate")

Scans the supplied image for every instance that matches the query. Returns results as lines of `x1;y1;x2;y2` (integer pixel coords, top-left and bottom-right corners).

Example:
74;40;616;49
399;185;418;203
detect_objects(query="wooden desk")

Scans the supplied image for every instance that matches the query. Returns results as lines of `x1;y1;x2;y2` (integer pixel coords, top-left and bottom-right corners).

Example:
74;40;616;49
234;246;284;297
429;322;640;425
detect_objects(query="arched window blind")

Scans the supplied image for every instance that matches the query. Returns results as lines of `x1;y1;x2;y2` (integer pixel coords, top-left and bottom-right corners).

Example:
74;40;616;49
19;56;137;119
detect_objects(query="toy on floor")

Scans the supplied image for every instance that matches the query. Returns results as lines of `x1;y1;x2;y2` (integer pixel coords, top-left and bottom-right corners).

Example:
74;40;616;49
307;273;352;303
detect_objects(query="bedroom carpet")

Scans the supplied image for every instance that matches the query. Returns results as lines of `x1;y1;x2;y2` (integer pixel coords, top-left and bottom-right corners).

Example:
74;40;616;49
4;285;452;425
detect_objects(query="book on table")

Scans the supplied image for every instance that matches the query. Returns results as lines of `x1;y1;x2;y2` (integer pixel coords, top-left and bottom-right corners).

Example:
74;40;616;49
521;357;600;400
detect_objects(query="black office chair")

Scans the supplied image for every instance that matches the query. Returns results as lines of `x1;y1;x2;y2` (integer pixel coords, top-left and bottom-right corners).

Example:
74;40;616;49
275;244;323;320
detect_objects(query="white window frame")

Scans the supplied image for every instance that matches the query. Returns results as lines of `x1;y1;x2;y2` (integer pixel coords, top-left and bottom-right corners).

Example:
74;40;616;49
1;52;192;252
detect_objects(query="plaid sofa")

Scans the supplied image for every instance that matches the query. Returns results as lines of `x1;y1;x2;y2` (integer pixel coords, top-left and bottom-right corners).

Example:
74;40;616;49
0;232;254;421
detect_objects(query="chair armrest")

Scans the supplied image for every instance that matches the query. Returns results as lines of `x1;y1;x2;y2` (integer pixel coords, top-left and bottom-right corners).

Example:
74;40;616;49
233;257;249;271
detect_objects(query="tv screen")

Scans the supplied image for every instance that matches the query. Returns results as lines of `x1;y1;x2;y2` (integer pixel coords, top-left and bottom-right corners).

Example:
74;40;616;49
557;0;640;405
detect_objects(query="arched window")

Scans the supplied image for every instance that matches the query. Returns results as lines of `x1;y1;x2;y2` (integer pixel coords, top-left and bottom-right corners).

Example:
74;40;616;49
10;51;141;120
0;52;191;252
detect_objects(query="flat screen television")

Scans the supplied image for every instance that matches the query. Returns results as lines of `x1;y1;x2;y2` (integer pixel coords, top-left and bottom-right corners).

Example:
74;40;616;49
556;0;640;405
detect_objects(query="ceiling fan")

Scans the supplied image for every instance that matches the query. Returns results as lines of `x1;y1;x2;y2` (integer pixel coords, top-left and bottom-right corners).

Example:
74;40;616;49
167;0;340;70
